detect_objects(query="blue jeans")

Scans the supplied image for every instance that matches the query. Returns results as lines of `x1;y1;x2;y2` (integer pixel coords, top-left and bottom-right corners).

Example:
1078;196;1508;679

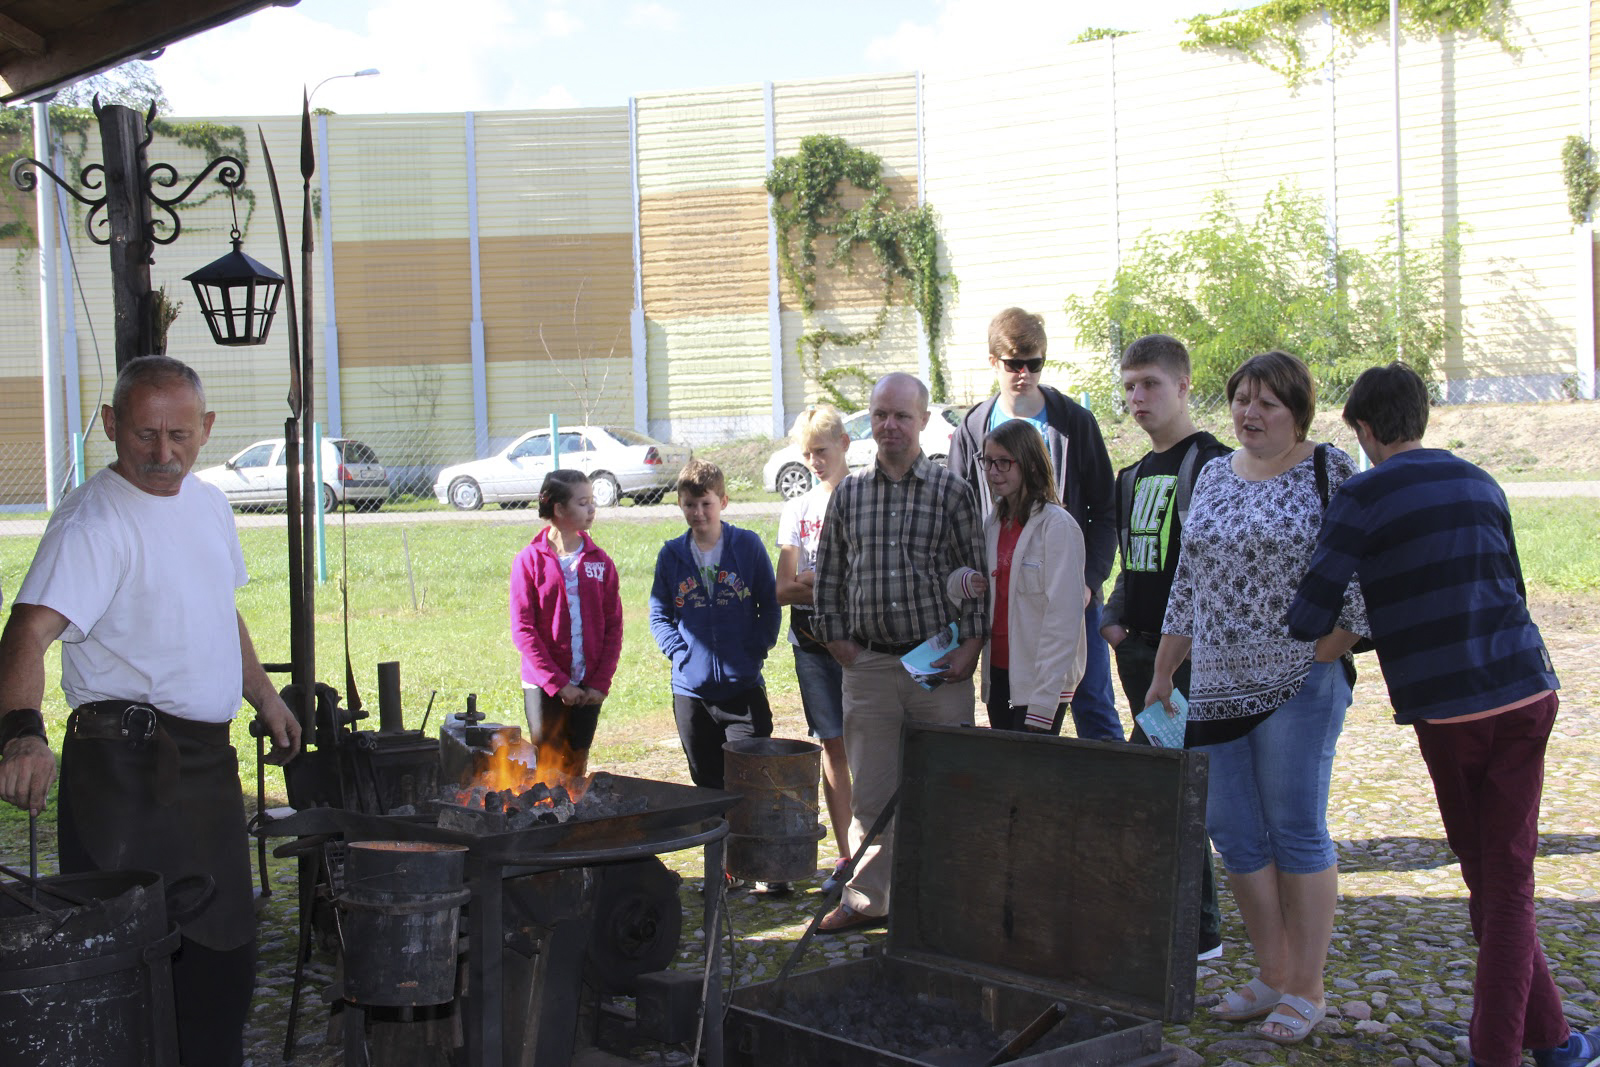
1195;660;1351;875
792;644;845;740
1069;602;1125;741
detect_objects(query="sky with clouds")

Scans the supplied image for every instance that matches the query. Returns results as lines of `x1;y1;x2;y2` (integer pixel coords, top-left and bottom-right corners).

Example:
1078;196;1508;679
151;0;1211;117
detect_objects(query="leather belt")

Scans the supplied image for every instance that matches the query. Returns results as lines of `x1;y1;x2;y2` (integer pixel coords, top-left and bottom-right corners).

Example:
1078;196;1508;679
70;701;160;743
70;700;229;745
855;638;921;657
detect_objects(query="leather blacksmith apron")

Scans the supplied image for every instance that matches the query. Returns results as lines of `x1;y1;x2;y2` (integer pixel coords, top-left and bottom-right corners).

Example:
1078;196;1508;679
58;701;255;951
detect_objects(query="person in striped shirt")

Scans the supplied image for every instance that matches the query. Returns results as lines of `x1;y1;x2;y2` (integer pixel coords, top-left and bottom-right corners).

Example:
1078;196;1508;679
1287;362;1593;1067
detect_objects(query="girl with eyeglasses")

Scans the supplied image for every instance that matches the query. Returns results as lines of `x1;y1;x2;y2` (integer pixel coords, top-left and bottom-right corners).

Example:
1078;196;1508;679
945;307;1123;742
947;419;1087;732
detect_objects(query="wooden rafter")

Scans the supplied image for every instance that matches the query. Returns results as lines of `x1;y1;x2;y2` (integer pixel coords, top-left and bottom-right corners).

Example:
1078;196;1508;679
0;11;44;56
0;0;296;104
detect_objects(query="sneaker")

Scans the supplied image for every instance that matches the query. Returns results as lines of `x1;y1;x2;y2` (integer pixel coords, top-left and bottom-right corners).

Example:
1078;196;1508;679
1533;1026;1600;1067
750;881;792;896
1197;941;1224;962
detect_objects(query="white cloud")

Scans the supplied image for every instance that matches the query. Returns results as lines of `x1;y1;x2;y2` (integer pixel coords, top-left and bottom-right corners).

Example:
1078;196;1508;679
542;7;584;38
154;0;561;114
532;84;580;109
864;0;1203;73
626;3;682;32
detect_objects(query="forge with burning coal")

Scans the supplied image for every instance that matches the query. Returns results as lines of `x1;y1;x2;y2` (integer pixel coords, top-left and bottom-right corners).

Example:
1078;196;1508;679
443;773;650;832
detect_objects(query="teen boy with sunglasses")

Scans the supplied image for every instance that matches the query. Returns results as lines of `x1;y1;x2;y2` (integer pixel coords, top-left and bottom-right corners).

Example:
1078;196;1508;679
947;307;1122;740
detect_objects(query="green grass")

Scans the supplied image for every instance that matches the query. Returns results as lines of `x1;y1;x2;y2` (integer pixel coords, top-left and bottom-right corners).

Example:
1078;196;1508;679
1507;498;1600;592
0;513;796;838
1;498;1594;842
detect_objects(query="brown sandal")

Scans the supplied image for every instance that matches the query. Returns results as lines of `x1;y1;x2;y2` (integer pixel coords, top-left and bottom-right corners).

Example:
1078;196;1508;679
818;903;885;933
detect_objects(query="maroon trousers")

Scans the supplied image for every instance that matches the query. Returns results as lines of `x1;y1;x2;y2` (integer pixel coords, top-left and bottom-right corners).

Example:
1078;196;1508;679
1413;692;1569;1067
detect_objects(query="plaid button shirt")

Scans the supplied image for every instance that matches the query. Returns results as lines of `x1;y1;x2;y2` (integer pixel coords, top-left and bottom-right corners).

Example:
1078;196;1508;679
813;452;988;646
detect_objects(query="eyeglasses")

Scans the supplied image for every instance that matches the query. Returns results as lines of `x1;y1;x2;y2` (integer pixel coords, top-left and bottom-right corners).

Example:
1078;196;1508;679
999;357;1044;374
976;455;1016;472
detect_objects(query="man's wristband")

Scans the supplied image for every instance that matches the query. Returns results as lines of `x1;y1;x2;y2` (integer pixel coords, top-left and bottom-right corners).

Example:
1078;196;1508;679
0;708;47;751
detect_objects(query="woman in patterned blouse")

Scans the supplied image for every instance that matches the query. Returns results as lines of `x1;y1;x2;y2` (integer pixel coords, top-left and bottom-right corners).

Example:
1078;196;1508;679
1144;350;1369;1046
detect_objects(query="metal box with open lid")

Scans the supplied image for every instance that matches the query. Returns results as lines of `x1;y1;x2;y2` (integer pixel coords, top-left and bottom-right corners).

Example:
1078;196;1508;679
727;723;1209;1066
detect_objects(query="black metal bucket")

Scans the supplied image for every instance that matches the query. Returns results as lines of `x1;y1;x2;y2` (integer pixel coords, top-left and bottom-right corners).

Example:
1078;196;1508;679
0;869;185;1067
337;840;469;1006
722;737;825;881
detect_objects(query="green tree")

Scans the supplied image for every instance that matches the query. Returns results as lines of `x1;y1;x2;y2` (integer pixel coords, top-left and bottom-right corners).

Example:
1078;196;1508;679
1061;182;1455;399
52;60;170;111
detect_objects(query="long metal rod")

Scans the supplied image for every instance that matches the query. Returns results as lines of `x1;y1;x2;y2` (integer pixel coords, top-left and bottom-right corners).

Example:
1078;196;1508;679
33;102;64;512
774;788;898;986
1390;0;1406;361
27;812;38;904
298;92;318;690
258;129;315;739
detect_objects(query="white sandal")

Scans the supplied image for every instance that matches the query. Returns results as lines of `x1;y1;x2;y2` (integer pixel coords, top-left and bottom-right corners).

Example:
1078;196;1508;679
1211;976;1281;1022
1255;992;1326;1045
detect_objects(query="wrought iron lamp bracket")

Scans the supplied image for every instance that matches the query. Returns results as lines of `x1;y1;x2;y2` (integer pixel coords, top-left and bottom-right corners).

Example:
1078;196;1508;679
8;156;111;244
147;155;245;246
7;100;246;258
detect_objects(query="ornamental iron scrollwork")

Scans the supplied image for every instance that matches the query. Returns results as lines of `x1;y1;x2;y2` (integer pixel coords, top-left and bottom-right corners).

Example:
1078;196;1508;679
8;99;245;259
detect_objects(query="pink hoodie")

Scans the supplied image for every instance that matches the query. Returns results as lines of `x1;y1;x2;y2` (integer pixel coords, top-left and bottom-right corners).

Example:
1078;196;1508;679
509;528;623;696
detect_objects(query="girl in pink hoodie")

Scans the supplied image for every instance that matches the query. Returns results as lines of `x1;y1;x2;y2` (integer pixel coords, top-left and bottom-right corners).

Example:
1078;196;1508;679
509;470;624;768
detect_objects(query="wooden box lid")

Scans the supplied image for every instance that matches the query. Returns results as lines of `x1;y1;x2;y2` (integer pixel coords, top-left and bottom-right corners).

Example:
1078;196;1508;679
888;723;1207;1022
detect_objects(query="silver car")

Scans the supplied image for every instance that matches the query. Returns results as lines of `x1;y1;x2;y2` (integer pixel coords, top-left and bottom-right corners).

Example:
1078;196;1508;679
761;404;960;499
196;437;390;512
433;425;691;510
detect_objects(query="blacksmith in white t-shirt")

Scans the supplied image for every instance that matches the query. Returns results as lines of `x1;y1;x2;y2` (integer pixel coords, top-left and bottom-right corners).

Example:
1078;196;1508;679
0;356;301;1067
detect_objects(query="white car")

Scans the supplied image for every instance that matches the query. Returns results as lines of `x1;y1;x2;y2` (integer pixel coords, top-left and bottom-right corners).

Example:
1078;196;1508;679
196;438;389;512
434;425;691;510
762;404;961;499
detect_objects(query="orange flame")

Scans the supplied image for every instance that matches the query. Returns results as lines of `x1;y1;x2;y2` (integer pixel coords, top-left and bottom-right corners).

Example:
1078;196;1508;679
452;717;593;807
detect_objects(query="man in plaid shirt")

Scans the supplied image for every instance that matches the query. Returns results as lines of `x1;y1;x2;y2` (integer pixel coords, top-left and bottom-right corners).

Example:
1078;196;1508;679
812;372;988;932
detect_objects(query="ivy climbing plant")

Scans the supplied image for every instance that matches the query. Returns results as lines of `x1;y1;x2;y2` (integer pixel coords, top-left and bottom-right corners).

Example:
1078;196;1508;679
1562;135;1598;226
766;133;954;408
1181;0;1514;88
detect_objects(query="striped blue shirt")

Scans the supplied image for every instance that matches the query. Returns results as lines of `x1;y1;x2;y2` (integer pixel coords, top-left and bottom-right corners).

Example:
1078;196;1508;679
1286;449;1558;723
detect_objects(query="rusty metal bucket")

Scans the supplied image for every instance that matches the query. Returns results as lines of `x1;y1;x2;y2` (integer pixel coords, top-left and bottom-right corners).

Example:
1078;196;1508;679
0;869;189;1067
336;841;469;1006
722;738;825;882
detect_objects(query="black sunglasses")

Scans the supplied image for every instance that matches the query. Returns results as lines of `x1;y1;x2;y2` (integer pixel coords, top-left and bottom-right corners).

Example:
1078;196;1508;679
1000;357;1044;374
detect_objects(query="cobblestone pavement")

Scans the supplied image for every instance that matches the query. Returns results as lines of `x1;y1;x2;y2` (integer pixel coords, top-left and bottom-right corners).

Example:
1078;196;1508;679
5;625;1595;1066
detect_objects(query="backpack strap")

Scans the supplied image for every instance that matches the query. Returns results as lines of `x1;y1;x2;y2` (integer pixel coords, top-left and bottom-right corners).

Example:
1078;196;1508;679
1313;442;1330;510
1116;462;1138;564
1173;440;1202;527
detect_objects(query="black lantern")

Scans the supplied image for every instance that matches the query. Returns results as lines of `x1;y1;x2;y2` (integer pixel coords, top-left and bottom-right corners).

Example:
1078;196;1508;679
184;230;284;346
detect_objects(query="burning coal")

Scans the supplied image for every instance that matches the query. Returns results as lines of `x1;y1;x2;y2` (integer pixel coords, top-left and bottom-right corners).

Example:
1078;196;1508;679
448;773;648;832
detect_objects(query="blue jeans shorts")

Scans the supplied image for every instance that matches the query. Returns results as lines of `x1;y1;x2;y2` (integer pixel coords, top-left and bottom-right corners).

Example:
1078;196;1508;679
792;644;845;740
1195;659;1352;875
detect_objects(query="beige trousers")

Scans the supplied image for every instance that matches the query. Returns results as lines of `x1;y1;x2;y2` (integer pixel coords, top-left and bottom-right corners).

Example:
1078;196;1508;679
839;650;974;916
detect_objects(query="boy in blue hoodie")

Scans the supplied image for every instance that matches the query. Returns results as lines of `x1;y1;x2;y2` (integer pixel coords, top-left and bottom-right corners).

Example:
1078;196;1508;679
649;459;781;790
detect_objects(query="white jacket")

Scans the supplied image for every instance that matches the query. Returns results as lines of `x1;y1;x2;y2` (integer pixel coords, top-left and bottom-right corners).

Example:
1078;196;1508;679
949;503;1088;728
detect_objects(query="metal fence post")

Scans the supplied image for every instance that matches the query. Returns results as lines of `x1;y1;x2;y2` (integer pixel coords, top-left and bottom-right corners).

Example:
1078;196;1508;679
314;422;328;583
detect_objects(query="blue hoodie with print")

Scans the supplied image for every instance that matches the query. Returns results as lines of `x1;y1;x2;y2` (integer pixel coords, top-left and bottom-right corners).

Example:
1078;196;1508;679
648;522;780;700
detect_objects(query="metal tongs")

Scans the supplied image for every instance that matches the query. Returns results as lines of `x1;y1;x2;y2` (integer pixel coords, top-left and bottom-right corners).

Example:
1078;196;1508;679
0;812;94;920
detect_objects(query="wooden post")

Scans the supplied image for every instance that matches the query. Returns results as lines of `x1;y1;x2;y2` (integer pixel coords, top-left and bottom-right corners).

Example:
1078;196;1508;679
96;104;154;371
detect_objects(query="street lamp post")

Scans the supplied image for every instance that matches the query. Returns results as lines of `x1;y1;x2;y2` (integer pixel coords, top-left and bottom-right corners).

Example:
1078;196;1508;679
305;68;378;438
308;67;379;109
